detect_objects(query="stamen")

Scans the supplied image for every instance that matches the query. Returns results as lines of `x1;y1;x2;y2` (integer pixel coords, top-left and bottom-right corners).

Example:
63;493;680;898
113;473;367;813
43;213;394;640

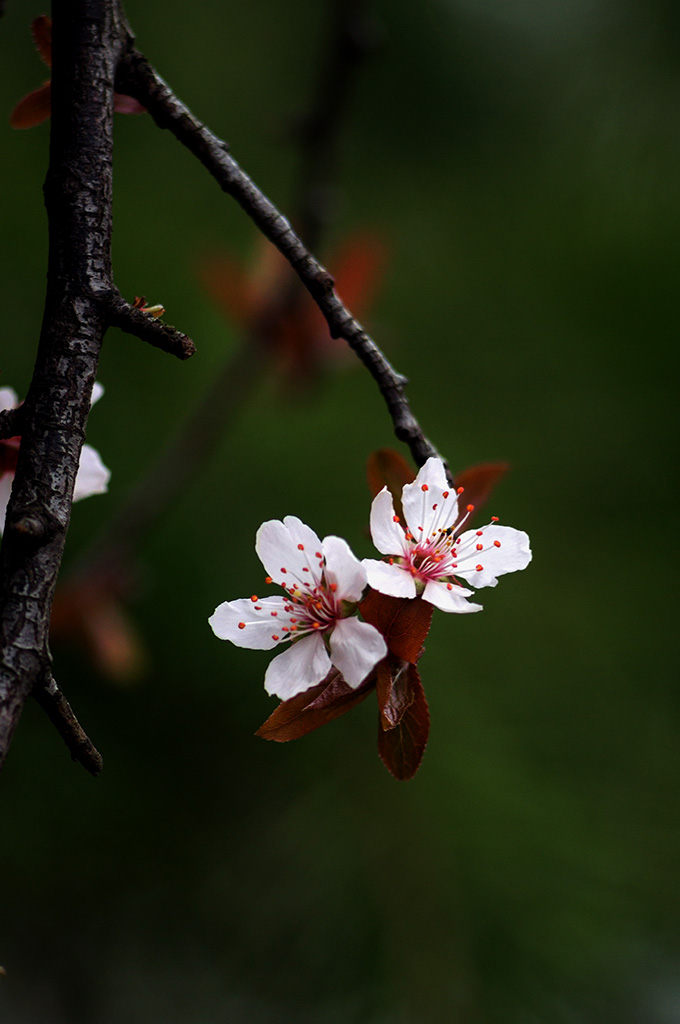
476;544;483;551
421;484;429;492
491;516;499;522
297;543;304;550
457;486;464;494
467;504;475;512
393;515;400;523
272;634;280;640
238;622;246;629
280;567;287;573
250;595;258;602
265;576;272;584
475;564;483;571
443;491;449;498
494;540;501;548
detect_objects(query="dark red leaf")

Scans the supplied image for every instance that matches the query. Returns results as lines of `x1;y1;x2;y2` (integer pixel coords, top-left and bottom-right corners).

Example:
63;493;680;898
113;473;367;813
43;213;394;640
360;589;433;663
256;668;375;742
366;448;415;517
376;661;430;780
10;83;51;130
32;15;52;68
453;462;509;529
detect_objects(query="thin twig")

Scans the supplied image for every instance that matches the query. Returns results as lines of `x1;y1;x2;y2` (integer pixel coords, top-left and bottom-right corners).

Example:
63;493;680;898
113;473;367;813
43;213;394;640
106;292;195;360
116;51;444;471
32;673;103;775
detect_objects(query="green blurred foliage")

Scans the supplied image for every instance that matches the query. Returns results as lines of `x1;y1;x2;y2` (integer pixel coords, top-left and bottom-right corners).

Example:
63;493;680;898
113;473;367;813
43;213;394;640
0;0;679;1021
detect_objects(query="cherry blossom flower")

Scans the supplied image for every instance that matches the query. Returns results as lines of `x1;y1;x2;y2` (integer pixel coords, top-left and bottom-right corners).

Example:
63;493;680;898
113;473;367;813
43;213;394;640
363;457;531;613
0;383;110;534
209;516;387;700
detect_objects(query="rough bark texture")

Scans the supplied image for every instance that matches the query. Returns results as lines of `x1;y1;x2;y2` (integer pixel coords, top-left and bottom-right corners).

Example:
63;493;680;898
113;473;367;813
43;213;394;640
0;0;124;770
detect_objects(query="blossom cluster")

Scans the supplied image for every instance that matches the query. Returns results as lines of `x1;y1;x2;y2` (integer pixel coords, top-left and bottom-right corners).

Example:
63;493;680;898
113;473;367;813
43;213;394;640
210;457;531;701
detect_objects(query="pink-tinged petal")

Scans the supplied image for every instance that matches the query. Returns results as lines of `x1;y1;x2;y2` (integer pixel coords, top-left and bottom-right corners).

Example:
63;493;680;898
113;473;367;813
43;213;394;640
256;516;323;589
114;93;146;115
0;388;18;413
322;535;366;603
402;457;459;540
369;487;405;555
363;559;417;599
423;579;482;614
455;525;532;588
90;381;104;406
264;632;332;699
329;616;387;688
0;473;14;536
73;444;110;501
209;596;290;650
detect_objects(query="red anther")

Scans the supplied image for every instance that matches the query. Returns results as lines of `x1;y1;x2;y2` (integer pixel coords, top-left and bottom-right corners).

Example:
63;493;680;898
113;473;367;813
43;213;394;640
494;540;501;548
330;583;338;592
272;634;280;640
491;516;499;522
443;491;449;498
297;543;304;550
447;583;453;590
238;622;246;630
476;531;483;536
457;486;464;494
421;484;429;492
476;543;483;551
254;605;262;610
475;564;483;571
290;617;297;623
389;558;394;565
312;622;321;629
466;504;475;512
393;515;400;522
280;567;287;573
250;595;258;602
265;576;273;584
302;567;309;572
432;503;438;510
315;551;322;558
270;611;278;617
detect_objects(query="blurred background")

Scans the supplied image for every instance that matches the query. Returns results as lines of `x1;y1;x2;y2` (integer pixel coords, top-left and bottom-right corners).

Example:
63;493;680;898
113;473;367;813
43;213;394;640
1;0;678;1021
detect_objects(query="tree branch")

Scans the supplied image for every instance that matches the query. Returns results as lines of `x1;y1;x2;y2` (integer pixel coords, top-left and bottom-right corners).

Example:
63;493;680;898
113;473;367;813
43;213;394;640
116;50;444;470
32;672;103;775
106;291;195;359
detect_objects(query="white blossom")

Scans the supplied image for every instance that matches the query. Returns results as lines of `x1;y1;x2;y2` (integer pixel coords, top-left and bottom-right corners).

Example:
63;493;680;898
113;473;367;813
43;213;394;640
0;383;110;533
363;457;531;613
209;515;387;700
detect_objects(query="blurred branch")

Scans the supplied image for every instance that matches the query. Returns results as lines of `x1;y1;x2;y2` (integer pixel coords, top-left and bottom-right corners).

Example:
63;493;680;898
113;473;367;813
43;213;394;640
117;48;444;470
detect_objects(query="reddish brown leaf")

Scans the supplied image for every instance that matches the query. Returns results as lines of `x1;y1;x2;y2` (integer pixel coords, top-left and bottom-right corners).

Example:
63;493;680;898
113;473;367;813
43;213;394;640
360;589;433;663
453;462;509;529
32;15;52;68
376;661;430;780
366;448;415;517
256;668;375;742
331;232;387;318
10;83;51;130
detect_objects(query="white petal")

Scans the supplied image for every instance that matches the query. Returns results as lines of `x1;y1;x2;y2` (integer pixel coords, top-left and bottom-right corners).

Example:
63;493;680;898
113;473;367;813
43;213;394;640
369;487;405;555
329;616;387;688
0;472;14;536
455;525;532;589
264;632;332;699
322;535;366;603
73;444;110;501
402;458;459;542
0;388;18;413
363;558;417;599
209;596;291;650
90;381;104;406
423;579;482;614
256;516;324;590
